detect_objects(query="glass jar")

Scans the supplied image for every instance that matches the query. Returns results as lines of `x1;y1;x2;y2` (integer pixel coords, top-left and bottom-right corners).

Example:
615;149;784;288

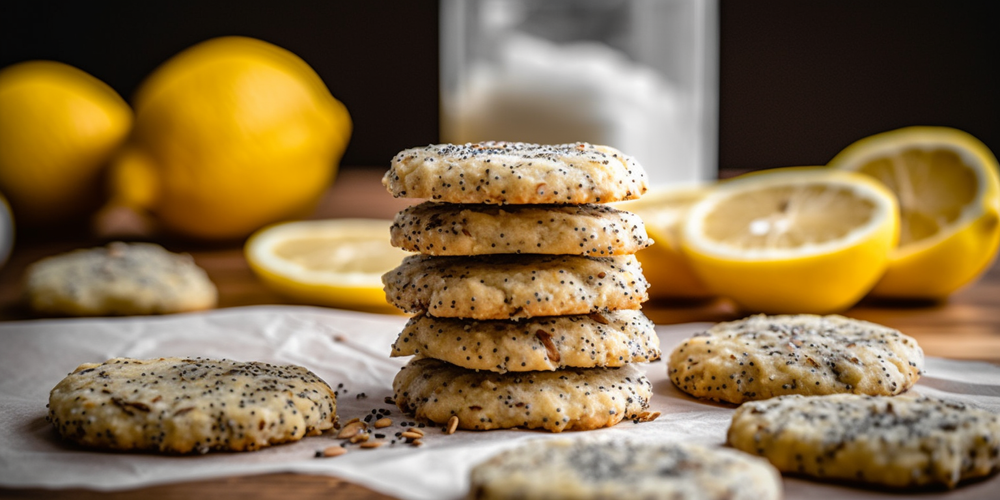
440;0;718;186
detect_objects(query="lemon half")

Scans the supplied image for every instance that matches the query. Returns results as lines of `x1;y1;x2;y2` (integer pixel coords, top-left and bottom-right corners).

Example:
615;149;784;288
615;184;713;299
681;167;899;314
829;126;1000;299
245;219;409;313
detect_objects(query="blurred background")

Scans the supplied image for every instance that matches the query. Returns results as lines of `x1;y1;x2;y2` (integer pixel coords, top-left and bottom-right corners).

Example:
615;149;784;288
2;0;997;172
0;0;998;356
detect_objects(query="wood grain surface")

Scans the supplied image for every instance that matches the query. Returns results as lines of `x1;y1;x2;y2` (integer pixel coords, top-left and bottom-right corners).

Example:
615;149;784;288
2;166;998;499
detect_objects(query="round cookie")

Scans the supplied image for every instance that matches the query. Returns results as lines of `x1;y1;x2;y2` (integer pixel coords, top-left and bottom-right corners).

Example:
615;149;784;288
47;357;338;454
470;438;782;500
383;142;648;205
393;358;651;432
668;314;923;404
391;310;660;372
390;201;652;256
382;254;649;320
727;394;1000;489
26;242;217;316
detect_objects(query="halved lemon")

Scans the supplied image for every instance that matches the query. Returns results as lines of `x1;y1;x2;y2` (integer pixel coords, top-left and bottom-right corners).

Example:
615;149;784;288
681;167;899;314
615;185;714;299
245;219;409;313
829;126;1000;299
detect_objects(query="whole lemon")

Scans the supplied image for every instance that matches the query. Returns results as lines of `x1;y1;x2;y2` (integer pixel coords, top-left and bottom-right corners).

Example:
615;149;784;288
109;36;352;240
0;61;132;227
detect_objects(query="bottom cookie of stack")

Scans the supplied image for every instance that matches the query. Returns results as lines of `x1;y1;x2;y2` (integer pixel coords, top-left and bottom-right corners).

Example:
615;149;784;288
393;357;652;432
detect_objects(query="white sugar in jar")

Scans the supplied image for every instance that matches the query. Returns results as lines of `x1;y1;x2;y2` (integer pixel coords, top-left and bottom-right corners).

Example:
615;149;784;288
440;0;718;187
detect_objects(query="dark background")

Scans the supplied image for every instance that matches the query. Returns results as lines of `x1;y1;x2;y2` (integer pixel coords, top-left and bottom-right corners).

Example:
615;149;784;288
2;1;998;172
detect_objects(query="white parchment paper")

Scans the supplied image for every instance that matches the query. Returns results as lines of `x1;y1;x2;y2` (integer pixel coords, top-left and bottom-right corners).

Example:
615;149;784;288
0;306;997;499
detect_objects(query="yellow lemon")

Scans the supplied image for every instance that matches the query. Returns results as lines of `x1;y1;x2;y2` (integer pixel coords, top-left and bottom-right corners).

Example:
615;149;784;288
245;219;409;313
0;61;132;227
615;185;714;299
829;126;1000;299
681;167;899;314
110;36;352;240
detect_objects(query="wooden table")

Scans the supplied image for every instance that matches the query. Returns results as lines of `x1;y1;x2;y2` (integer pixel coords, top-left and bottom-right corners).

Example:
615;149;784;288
3;166;999;499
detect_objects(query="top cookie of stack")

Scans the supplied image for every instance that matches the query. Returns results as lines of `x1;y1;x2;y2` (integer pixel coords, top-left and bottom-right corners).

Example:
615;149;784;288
382;142;660;433
383;141;647;205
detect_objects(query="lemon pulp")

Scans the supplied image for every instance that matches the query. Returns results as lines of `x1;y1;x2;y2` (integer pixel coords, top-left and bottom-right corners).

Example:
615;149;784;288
702;185;877;255
272;235;404;279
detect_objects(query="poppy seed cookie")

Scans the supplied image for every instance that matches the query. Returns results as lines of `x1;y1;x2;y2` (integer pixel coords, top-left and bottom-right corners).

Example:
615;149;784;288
26;242;217;316
470;438;782;500
727;394;1000;489
390;201;652;256
393;358;651;432
382;254;649;320
383;142;648;204
47;357;338;454
391;310;660;373
668;314;923;404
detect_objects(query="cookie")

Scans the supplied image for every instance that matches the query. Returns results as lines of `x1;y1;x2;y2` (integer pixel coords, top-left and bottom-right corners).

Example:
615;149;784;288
470;438;782;500
668;314;923;404
727;394;1000;489
382;254;649;320
25;242;218;316
390;201;652;256
391;310;660;372
393;358;651;432
383;142;648;204
47;357;338;454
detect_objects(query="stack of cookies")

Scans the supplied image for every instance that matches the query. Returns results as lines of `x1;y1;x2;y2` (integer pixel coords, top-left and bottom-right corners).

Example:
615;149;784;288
382;142;660;432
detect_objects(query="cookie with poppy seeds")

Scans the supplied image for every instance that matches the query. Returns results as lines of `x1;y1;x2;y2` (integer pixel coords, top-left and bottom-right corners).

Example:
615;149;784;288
393;357;651;432
383;142;647;205
47;357;337;454
391;310;660;373
390;201;651;256
469;438;782;500
668;314;923;404
26;242;217;316
382;254;649;320
727;394;1000;488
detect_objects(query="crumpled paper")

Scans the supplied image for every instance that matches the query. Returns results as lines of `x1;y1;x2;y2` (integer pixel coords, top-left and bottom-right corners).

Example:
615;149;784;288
0;306;997;499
